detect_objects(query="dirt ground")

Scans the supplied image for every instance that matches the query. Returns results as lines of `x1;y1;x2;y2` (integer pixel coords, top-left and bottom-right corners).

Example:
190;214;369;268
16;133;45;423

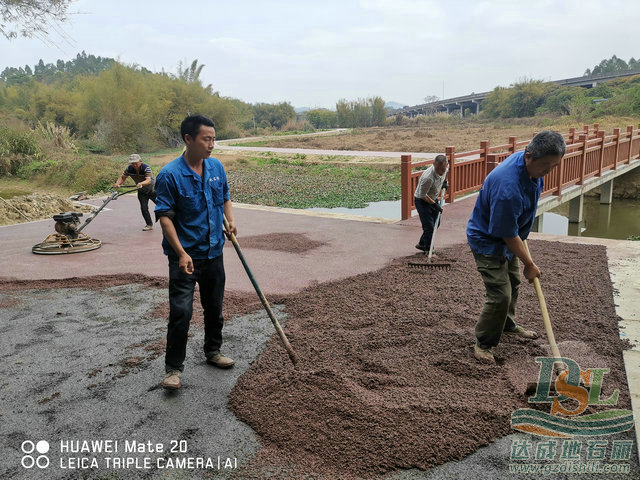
232;119;637;153
0;240;636;479
0;193;96;226
229;240;634;479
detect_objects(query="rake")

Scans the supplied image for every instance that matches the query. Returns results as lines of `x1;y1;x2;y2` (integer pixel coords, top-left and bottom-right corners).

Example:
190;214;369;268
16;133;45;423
408;187;451;271
223;215;298;366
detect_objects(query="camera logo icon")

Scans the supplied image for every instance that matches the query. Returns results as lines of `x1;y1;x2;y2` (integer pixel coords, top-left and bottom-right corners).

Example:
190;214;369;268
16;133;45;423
21;440;50;469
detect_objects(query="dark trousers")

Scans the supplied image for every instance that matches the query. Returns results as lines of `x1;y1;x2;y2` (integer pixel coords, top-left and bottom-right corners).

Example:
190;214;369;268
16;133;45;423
165;255;226;372
137;186;156;226
415;197;440;248
473;253;520;349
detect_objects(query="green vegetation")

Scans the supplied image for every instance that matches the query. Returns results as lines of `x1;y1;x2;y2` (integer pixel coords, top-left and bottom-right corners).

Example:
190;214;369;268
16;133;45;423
307;109;339;129
628;235;640;241
478;55;640;120
481;74;640;119
252;102;296;129
585;54;640;76
336;97;386;128
227;154;399;208
0;53;318;156
229;140;268;147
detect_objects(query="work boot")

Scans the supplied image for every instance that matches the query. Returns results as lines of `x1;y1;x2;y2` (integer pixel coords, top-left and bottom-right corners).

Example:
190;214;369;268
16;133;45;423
503;325;538;339
207;354;235;369
415;243;426;251
142;225;153;231
161;370;181;390
474;344;495;364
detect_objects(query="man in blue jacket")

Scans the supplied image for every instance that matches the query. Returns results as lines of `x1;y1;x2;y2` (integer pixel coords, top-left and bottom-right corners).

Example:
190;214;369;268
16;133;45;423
466;131;565;364
154;115;237;390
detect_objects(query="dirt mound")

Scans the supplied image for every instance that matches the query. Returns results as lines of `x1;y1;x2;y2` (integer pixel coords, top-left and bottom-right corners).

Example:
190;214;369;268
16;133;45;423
0;193;95;226
237;232;327;254
230;240;631;478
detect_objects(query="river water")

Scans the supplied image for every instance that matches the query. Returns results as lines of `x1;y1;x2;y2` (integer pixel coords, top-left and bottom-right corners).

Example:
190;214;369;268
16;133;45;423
307;197;639;240
541;197;639;240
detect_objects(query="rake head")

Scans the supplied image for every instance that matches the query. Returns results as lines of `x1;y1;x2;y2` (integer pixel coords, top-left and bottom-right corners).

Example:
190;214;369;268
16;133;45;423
407;261;451;271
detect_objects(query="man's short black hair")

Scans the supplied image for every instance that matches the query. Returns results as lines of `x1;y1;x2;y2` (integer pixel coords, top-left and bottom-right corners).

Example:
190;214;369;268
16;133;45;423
526;130;566;160
434;154;447;165
180;115;215;143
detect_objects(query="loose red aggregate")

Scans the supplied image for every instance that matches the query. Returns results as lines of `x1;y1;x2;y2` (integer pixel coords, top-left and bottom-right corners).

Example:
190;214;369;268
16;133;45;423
234;232;327;254
229;240;631;479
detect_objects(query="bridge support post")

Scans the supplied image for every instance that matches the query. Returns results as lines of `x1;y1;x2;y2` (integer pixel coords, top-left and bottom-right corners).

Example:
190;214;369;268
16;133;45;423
568;195;584;223
600;179;614;205
567;221;584;237
532;214;544;233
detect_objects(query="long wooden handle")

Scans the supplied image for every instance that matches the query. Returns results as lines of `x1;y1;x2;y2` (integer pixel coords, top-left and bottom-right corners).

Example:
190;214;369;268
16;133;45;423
524;240;562;361
223;215;298;366
426;186;446;261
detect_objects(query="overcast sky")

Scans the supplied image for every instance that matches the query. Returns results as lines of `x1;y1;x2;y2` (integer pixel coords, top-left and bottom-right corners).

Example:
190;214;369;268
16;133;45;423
2;0;639;109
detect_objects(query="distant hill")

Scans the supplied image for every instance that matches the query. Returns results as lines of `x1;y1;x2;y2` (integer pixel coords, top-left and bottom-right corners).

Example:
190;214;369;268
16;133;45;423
385;101;407;110
295;106;311;114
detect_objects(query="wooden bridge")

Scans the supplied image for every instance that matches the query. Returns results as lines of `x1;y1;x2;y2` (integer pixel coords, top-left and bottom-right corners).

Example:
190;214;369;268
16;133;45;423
400;124;640;224
396;70;640;117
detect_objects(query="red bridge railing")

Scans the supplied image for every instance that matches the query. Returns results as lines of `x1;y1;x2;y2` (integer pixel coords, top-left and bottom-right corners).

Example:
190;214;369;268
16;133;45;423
400;124;640;220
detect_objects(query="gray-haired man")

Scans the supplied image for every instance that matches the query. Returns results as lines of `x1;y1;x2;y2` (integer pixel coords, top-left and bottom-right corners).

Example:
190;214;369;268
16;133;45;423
466;131;566;364
113;154;157;231
414;154;449;251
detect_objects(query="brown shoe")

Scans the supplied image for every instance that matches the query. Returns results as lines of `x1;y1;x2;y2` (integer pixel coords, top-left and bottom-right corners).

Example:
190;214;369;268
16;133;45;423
474;344;495;364
207;354;235;369
161;370;182;390
503;325;538;339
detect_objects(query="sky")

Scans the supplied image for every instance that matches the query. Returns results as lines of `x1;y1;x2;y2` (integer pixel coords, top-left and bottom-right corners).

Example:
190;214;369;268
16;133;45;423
1;0;640;109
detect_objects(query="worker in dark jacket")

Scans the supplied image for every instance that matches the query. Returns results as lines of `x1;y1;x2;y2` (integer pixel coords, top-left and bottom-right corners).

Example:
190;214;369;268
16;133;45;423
113;154;156;231
466;131;565;364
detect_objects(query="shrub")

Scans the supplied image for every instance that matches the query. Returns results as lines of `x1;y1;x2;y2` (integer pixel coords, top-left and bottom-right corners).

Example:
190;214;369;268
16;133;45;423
0;125;43;175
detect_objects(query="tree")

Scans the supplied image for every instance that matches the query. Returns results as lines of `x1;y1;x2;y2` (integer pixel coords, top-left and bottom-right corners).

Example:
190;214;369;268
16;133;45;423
371;96;386;126
538;86;586;115
584;55;636;76
335;97;387;127
177;59;205;83
0;0;73;40
253;102;296;129
176;59;212;92
306;109;338;129
482;79;551;118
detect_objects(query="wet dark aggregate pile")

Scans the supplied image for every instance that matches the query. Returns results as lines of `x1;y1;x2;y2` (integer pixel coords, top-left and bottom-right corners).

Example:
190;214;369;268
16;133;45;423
236;232;327;254
229;240;632;479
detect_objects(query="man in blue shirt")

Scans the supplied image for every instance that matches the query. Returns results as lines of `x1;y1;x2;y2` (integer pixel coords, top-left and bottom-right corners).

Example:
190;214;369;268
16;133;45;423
466;131;565;364
154;115;237;390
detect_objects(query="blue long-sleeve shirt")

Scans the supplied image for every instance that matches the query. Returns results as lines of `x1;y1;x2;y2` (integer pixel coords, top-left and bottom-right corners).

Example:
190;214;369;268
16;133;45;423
154;154;230;260
466;150;543;260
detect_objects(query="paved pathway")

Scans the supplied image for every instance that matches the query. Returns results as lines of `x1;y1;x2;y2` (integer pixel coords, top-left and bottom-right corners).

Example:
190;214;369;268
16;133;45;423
215;144;439;159
215;129;438;159
1;194;639;473
0;195;472;295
